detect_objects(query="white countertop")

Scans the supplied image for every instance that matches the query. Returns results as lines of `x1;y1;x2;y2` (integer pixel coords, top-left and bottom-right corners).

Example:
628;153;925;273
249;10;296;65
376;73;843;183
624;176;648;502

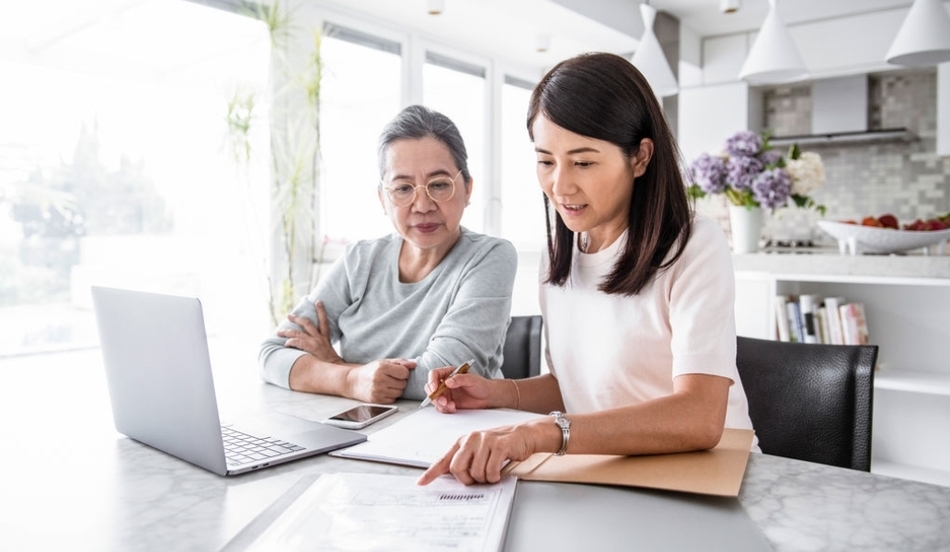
733;247;950;280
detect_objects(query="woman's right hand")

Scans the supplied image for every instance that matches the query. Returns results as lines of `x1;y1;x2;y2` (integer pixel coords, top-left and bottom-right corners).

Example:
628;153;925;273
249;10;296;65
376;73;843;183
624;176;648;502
425;366;495;412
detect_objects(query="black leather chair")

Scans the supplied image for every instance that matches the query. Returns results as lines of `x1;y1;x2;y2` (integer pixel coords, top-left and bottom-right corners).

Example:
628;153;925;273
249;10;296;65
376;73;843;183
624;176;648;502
735;336;877;471
499;315;543;380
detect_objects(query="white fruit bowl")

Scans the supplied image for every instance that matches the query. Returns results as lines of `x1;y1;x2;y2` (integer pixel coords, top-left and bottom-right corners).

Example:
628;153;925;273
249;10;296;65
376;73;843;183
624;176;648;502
816;220;950;255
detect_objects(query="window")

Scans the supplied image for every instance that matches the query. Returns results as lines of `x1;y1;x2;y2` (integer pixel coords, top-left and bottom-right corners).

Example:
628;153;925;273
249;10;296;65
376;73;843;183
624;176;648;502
320;24;403;244
0;1;271;355
422;52;487;234
500;76;545;249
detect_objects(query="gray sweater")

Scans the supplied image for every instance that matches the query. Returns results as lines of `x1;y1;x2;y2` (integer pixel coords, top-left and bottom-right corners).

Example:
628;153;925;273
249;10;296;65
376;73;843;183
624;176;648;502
258;228;518;400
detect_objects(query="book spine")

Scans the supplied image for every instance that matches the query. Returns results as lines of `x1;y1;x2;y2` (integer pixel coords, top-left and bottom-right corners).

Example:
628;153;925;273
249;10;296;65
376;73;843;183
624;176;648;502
839;303;871;345
824;297;845;345
786;299;803;343
799;294;819;344
848;302;870;345
816;307;830;344
774;295;791;342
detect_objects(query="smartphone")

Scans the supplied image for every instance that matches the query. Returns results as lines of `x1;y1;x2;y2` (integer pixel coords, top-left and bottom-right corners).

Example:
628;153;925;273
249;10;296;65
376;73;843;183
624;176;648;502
324;404;398;429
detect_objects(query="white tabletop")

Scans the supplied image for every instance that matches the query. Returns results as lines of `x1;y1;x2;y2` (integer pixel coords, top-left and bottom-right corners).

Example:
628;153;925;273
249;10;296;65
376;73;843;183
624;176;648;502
3;343;949;551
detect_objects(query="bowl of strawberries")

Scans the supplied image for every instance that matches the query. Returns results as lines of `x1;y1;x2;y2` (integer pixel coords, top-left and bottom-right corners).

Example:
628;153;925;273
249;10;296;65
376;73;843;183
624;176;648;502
817;213;950;255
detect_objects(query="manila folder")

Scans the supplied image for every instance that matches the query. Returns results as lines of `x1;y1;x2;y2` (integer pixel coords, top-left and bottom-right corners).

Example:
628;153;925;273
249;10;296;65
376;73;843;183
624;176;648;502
505;428;755;497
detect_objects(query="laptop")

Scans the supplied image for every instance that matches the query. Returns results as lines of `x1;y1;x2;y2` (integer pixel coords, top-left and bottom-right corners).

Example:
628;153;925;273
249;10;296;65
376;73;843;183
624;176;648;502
91;285;367;476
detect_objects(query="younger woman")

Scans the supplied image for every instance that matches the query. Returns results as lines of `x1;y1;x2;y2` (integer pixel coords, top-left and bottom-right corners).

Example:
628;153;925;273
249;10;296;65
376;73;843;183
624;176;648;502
419;53;756;486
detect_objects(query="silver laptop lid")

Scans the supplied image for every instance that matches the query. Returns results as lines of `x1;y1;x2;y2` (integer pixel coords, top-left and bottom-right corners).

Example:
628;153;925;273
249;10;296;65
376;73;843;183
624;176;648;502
91;286;228;475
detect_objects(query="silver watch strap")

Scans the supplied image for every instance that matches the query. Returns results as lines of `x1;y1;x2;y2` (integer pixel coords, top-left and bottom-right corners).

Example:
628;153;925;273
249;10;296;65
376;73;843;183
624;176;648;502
550;411;570;456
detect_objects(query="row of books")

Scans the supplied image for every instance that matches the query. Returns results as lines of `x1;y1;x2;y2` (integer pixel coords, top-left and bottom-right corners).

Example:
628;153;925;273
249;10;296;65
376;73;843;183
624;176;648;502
774;294;871;345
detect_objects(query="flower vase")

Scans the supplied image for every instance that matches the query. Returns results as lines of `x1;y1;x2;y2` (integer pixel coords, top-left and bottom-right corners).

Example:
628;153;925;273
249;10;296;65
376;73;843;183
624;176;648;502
729;205;764;254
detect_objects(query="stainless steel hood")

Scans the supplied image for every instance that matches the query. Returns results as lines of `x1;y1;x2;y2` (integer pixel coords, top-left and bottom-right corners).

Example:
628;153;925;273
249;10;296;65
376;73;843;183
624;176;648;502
770;128;916;147
768;75;917;148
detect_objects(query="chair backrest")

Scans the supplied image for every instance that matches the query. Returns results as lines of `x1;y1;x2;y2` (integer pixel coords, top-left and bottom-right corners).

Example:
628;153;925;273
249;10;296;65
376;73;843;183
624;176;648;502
735;336;877;471
500;315;543;380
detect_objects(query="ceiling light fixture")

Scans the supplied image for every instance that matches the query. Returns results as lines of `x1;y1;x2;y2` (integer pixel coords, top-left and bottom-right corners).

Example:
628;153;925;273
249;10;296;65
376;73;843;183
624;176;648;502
536;34;551;53
427;0;445;16
738;0;806;84
885;0;950;67
720;0;741;14
631;2;678;98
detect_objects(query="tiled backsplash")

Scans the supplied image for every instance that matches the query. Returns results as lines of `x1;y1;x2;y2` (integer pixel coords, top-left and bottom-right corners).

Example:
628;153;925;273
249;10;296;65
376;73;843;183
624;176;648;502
697;69;950;247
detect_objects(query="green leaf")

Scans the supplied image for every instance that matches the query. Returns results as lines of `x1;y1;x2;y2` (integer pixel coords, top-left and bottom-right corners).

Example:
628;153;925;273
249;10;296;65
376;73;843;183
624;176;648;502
790;193;826;215
788;143;801;160
686;184;707;200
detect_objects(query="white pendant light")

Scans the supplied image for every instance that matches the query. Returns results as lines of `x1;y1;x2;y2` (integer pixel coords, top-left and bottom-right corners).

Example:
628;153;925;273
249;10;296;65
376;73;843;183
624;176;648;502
885;0;950;67
427;0;445;15
738;0;806;84
631;3;678;98
720;0;741;14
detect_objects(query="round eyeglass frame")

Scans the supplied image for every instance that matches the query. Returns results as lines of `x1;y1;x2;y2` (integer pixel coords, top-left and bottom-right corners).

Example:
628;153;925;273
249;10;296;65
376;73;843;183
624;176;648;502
382;170;462;207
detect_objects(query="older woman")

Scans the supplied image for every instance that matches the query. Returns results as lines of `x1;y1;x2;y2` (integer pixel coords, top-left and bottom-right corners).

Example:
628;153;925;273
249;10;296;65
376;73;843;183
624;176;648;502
259;105;517;403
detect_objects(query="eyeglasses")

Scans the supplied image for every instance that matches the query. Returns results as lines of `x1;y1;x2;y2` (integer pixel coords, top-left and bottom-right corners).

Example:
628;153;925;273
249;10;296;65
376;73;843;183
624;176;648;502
382;170;461;207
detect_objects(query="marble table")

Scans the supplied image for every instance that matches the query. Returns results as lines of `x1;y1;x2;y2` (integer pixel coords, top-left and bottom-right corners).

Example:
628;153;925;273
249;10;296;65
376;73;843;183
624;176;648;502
2;344;949;551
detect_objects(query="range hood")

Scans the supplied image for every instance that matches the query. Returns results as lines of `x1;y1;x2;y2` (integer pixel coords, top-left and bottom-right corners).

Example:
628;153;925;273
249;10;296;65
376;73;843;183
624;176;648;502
770;128;916;147
768;75;916;147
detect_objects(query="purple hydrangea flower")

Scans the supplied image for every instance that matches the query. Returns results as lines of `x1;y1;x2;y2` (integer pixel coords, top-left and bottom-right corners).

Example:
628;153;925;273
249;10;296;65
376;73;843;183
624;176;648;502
724;131;762;157
690;153;727;194
726;155;764;191
759;149;783;167
751;168;792;209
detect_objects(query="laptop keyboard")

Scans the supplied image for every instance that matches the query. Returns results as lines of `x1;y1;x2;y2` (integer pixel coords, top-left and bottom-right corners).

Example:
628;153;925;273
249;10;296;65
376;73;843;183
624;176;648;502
222;426;306;465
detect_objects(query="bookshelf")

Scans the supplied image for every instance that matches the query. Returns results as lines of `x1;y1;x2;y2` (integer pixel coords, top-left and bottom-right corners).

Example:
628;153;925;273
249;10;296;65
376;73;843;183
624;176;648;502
734;254;950;488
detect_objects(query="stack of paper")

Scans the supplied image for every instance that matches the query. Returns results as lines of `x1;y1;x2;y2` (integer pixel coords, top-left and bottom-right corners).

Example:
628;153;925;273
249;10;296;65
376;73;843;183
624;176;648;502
331;407;545;468
242;473;516;552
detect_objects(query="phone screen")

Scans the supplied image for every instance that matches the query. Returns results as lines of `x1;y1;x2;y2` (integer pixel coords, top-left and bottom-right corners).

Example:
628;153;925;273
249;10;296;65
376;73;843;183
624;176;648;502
330;405;393;423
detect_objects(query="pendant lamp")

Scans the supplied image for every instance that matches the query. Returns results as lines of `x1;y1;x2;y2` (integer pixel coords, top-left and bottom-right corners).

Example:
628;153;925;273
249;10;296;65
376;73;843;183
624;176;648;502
885;0;950;67
427;0;444;15
631;2;678;98
738;0;806;84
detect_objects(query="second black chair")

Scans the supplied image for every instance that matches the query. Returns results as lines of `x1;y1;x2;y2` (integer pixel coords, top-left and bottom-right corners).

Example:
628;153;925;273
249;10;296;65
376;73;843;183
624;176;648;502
735;336;877;471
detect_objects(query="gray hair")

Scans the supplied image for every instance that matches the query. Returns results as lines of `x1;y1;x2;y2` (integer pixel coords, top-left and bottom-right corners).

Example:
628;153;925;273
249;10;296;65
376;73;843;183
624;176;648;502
377;105;470;182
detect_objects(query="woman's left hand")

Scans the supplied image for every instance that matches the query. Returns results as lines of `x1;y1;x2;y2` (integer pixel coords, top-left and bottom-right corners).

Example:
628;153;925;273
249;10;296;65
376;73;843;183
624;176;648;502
279;301;342;364
417;418;552;486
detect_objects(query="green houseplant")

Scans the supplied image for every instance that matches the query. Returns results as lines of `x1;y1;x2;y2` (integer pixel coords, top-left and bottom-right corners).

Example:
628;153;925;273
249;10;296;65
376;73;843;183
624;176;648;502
227;0;324;326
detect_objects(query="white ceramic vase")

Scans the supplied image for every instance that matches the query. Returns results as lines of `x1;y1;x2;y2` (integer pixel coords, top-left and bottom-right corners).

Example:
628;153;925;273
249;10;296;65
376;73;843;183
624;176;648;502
729;205;764;254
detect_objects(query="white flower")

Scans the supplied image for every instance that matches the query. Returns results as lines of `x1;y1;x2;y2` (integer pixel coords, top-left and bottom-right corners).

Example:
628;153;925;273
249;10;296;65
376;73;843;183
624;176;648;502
785;151;825;196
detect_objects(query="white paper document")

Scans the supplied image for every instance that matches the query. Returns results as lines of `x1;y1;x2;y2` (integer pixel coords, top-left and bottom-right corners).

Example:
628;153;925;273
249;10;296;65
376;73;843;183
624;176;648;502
245;472;517;552
331;407;545;468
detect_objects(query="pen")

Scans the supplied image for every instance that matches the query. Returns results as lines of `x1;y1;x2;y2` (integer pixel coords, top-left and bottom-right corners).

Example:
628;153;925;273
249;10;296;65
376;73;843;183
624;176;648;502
419;359;475;409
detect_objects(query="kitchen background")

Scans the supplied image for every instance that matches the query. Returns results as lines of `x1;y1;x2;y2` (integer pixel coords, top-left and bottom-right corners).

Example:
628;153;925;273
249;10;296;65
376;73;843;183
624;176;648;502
698;68;950;247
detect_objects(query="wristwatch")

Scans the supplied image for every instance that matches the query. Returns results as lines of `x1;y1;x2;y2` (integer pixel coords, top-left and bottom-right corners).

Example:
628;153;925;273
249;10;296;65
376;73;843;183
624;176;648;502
549;411;571;456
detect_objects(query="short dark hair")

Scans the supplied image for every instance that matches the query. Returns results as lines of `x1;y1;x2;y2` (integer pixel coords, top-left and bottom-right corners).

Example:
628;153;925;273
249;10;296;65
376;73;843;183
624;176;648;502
527;52;693;296
377;105;470;182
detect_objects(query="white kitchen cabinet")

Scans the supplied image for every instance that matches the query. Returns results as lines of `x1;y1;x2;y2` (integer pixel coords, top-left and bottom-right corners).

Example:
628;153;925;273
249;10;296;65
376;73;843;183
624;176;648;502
734;253;950;487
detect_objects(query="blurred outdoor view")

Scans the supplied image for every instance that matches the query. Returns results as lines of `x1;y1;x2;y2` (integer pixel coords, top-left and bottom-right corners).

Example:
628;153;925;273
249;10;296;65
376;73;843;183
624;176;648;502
0;0;544;359
0;1;272;356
